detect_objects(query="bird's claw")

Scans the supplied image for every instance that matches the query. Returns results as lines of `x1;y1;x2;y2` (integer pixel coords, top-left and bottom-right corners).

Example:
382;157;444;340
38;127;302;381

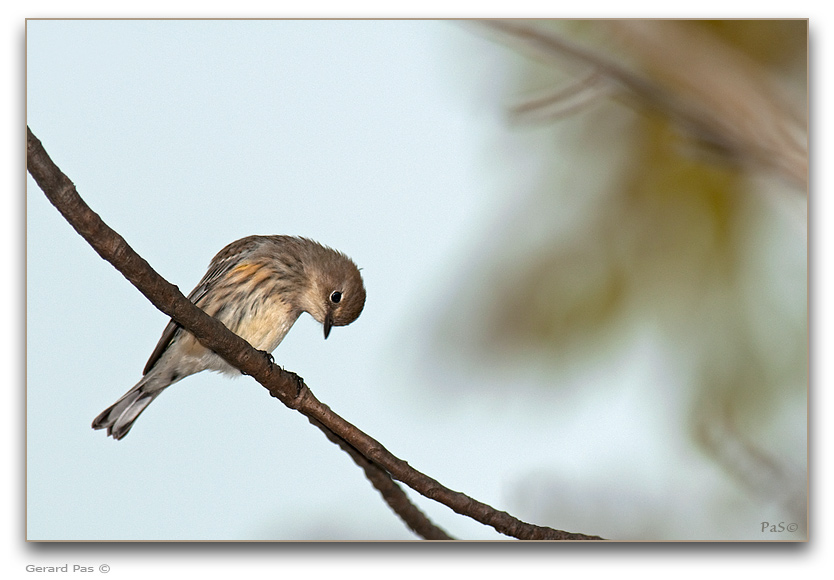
283;369;305;397
258;350;303;397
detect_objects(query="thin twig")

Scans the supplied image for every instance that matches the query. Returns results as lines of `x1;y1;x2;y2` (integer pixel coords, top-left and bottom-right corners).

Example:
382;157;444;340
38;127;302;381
310;418;455;540
27;126;604;541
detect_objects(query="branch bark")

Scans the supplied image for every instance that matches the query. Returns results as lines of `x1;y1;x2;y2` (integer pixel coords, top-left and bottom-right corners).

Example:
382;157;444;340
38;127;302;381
27;126;603;541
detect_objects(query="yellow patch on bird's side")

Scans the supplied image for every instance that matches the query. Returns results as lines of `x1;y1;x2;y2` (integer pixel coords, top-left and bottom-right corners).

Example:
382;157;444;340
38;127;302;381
227;262;263;281
223;262;278;294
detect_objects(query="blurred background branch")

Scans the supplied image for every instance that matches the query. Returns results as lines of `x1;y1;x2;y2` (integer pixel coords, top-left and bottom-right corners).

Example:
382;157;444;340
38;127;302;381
479;19;807;190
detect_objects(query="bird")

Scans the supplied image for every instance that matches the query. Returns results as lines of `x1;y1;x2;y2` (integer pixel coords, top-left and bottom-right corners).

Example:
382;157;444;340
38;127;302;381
92;235;366;440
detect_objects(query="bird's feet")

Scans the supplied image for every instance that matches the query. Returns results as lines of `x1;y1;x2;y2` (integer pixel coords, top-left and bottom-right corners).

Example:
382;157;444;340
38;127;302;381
257;350;304;398
283;369;305;397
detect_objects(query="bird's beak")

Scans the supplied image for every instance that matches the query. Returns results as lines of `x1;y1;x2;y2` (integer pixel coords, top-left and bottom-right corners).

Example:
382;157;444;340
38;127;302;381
323;314;333;339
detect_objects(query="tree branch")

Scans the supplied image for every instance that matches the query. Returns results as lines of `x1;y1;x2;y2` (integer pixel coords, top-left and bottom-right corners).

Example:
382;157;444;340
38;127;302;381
27;126;603;541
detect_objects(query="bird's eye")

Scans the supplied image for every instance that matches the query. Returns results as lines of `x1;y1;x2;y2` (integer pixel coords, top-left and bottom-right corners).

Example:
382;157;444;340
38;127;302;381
330;291;342;304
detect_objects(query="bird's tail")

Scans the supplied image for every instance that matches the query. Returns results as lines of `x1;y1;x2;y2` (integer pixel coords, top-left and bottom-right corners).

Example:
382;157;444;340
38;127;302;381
92;374;169;440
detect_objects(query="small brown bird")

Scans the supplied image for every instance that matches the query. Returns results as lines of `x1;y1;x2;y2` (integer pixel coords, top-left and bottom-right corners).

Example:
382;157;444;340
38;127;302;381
92;235;366;440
